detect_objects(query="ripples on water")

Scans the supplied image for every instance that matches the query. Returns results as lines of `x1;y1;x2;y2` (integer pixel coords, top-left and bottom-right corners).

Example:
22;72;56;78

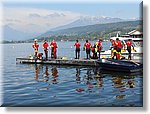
1;42;143;107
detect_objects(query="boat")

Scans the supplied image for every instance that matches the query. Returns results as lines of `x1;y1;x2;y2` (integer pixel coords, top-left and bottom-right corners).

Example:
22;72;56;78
101;36;143;59
97;58;143;73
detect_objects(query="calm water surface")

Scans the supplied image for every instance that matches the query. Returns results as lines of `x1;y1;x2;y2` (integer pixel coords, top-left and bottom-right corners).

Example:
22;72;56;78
1;41;143;106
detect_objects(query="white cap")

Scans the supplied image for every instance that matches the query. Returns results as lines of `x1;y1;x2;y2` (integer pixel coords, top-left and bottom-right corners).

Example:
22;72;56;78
34;39;37;42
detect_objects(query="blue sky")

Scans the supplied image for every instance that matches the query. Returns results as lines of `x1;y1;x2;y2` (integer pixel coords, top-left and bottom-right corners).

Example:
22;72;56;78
4;2;142;19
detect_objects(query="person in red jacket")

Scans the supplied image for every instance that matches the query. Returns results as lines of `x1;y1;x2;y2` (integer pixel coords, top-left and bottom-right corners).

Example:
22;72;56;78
110;39;117;59
43;40;49;60
50;40;57;59
32;39;39;57
74;40;81;59
115;38;123;60
126;39;134;60
95;39;103;59
84;40;92;59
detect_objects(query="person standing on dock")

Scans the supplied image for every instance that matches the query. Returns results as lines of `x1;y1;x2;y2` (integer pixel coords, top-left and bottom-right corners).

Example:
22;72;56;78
74;40;81;59
115;38;123;60
126;39;134;60
84;40;92;59
32;39;39;57
50;40;58;59
43;40;49;60
91;44;98;59
95;39;103;59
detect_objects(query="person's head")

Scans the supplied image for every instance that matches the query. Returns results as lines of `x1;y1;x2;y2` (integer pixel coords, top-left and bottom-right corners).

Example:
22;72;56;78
99;38;102;42
34;39;37;43
44;40;47;42
86;40;88;43
76;40;78;42
116;38;119;41
128;39;132;41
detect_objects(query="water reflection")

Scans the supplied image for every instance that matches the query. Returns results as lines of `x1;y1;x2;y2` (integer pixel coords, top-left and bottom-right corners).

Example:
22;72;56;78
76;68;81;83
44;65;49;82
35;64;41;81
51;66;58;84
29;64;142;106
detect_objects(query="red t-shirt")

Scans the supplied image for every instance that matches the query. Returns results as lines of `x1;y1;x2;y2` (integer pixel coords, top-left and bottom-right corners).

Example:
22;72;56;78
43;42;49;49
126;41;132;47
74;42;81;48
84;42;91;49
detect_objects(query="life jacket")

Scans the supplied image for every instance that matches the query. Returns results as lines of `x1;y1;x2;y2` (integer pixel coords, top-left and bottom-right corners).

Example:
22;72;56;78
92;47;95;53
84;42;91;49
114;40;122;49
96;41;102;51
74;42;81;48
32;43;39;51
126;41;132;47
43;42;49;49
50;41;57;48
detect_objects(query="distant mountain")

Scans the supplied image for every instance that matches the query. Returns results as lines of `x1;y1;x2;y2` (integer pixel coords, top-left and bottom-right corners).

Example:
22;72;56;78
3;25;37;41
51;16;125;31
39;20;142;38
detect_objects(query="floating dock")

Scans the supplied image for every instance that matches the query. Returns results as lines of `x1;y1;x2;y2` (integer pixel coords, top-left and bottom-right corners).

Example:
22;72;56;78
16;57;142;67
16;58;99;66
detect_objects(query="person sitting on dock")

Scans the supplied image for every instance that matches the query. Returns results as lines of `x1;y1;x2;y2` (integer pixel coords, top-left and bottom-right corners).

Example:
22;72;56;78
50;40;58;59
95;39;103;59
37;53;43;60
32;39;39;57
74;40;81;59
43;40;49;60
126;39;134;60
84;40;92;59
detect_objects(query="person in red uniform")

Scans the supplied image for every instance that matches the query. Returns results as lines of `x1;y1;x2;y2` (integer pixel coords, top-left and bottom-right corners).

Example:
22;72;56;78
32;39;39;57
126;39;134;60
37;53;43;60
95;39;103;59
50;40;57;59
74;40;81;59
84;40;92;59
115;38;123;60
43;40;49;60
91;44;98;59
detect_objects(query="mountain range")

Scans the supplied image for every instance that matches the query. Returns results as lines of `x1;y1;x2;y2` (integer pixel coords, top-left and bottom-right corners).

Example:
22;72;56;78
51;16;126;31
3;16;139;41
38;20;142;38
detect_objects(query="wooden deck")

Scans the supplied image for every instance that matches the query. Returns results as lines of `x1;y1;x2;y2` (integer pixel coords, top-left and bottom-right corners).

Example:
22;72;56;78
16;57;142;67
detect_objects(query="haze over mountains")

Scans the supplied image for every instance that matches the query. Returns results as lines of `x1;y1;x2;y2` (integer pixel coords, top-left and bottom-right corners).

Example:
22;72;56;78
3;15;139;41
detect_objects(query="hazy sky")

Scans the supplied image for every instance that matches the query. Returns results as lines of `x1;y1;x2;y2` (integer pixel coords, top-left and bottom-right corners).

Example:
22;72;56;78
3;1;141;19
1;0;142;34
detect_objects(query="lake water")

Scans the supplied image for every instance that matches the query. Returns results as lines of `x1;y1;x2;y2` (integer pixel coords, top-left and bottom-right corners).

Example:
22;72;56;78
1;41;143;107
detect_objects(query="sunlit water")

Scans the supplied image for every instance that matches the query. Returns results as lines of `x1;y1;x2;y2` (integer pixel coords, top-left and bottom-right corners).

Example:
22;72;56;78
1;41;143;107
